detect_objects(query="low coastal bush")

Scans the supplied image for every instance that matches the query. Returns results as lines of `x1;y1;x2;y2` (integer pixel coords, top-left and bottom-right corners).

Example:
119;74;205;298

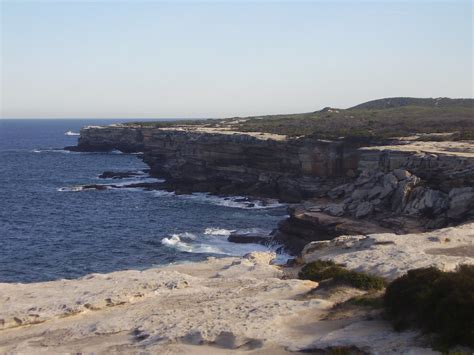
384;265;474;349
347;294;384;308
298;260;386;291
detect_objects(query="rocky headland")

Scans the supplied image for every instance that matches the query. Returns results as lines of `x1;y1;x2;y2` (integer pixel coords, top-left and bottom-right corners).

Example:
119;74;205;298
65;112;474;254
4;98;473;353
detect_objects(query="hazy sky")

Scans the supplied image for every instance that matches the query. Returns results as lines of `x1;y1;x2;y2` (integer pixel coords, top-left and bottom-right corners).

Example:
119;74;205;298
1;1;472;119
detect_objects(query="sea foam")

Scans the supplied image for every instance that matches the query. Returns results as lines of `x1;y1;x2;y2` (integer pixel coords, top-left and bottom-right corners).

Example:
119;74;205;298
168;193;284;210
160;227;290;263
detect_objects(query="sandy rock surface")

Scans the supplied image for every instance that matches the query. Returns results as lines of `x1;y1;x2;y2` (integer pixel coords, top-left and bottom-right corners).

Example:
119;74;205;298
302;223;474;280
0;251;440;354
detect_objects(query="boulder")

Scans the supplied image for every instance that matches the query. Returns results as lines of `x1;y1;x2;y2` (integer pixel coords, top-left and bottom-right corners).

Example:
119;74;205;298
379;183;396;199
448;187;474;220
393;169;412;181
419;189;449;216
391;176;420;212
327;185;345;199
354;169;374;186
324;203;345;217
351;188;370;201
355;201;374;218
327;184;353;199
228;231;273;245
383;173;399;189
98;171;146;179
368;185;384;200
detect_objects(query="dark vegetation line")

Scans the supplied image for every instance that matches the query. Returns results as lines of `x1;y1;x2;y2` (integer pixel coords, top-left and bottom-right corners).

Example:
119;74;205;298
299;261;474;350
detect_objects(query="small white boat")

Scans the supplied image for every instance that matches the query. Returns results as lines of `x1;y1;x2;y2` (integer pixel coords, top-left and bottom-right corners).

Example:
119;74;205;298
65;130;80;136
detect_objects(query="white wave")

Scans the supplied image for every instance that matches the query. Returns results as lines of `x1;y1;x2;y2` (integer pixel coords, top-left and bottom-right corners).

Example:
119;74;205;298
203;228;235;236
58;177;165;193
110;177;164;186
32;149;73;154
64;131;80;136
108;150;145;155
153;190;175;197
110;149;125;154
178;193;284;210
57;186;86;192
231;227;272;236
160;228;291;264
161;234;220;254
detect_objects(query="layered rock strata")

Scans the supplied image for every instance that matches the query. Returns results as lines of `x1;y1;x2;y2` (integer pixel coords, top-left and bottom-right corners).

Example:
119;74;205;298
69;125;361;202
68;125;474;253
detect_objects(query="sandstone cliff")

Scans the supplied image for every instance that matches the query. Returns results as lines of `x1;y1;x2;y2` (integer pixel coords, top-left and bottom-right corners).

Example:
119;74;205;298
70;124;361;202
68;124;474;253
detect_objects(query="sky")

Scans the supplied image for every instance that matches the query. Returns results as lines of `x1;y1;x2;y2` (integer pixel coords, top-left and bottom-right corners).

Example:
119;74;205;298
0;1;472;119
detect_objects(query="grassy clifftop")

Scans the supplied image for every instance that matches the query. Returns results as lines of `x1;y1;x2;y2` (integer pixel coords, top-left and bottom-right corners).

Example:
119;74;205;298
127;97;474;140
349;97;473;110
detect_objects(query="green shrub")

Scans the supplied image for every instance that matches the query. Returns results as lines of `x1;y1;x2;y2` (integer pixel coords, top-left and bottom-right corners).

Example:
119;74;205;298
298;260;386;291
339;271;386;291
348;295;384;308
384;265;474;349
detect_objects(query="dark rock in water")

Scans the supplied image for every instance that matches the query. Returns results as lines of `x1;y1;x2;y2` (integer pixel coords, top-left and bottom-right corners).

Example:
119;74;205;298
99;171;146;179
82;184;111;191
228;231;273;245
123;182;166;190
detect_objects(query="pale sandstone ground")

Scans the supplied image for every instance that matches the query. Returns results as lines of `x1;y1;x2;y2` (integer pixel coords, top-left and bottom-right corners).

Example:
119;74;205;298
5;225;473;355
302;222;474;281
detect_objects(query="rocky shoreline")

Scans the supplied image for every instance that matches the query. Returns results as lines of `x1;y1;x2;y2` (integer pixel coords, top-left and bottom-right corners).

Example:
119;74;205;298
0;123;472;353
2;224;472;353
66;124;474;254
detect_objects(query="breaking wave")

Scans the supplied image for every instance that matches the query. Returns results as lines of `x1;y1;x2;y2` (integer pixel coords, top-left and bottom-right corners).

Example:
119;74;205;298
57;186;88;192
160;228;290;263
203;227;235;236
186;193;284;209
153;190;175;197
32;149;75;154
58;174;164;192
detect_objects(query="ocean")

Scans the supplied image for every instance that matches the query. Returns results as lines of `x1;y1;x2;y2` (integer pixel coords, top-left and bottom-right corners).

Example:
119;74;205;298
0;119;288;283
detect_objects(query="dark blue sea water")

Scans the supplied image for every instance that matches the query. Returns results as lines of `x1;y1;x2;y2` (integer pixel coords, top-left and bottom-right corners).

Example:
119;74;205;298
0;119;288;283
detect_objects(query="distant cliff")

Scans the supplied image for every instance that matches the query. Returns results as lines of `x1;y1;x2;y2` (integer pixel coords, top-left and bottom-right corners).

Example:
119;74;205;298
69;125;360;202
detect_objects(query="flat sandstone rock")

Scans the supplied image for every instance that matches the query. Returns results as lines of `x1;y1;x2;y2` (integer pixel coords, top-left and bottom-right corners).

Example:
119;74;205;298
0;251;440;354
302;222;474;281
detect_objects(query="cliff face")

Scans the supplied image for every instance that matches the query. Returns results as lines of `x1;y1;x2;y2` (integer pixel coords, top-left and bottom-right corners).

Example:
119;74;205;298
72;125;360;201
69;124;474;254
358;142;474;189
74;125;145;153
275;143;474;253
